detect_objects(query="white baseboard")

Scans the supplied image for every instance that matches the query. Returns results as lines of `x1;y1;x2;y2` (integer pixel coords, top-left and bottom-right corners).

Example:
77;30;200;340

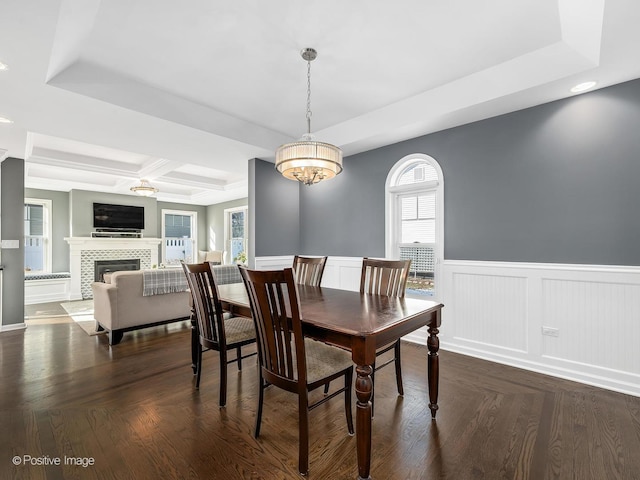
0;322;27;332
440;341;640;398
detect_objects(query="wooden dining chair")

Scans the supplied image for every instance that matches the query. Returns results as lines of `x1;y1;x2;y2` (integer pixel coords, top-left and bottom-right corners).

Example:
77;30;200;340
292;255;328;287
360;257;411;415
182;262;257;407
239;267;354;476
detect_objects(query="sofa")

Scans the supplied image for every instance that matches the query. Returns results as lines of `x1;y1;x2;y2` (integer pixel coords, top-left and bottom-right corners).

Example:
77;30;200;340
197;250;223;264
92;269;192;345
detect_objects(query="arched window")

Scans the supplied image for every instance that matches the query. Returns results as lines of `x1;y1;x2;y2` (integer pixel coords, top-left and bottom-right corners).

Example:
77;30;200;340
386;154;443;298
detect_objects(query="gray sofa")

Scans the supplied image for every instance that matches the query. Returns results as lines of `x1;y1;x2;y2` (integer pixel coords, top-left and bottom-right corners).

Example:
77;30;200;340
92;269;192;345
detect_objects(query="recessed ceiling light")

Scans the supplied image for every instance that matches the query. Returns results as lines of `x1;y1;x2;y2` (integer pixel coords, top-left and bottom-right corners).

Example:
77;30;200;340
0;116;14;124
570;81;597;93
0;61;8;71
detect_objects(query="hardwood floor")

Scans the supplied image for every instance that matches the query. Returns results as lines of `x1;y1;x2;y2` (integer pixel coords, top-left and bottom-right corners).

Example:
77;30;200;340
1;318;639;479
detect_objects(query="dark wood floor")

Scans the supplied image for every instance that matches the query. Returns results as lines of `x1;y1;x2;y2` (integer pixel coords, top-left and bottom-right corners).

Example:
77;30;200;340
2;318;639;480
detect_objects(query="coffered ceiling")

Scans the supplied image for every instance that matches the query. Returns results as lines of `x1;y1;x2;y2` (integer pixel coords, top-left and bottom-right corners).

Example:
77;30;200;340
1;0;640;205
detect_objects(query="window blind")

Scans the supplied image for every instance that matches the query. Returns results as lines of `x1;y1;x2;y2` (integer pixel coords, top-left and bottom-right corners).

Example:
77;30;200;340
400;192;435;243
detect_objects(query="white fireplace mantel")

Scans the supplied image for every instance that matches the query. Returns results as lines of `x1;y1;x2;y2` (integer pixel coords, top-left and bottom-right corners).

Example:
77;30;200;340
65;237;161;300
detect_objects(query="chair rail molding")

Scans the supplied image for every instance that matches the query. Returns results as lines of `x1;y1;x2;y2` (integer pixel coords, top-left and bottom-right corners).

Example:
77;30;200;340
256;255;640;398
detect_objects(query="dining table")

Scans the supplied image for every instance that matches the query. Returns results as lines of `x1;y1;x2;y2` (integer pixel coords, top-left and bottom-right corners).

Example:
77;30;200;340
215;282;444;480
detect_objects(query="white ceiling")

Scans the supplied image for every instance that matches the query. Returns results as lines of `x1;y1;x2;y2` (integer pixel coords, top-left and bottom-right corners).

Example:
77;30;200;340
1;0;640;205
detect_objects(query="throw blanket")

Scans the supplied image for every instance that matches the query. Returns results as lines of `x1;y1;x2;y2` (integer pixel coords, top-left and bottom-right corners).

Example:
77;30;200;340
142;269;189;296
211;264;242;285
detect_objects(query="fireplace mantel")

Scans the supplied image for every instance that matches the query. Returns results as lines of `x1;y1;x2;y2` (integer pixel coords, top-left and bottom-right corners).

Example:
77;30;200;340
65;237;162;250
65;237;161;300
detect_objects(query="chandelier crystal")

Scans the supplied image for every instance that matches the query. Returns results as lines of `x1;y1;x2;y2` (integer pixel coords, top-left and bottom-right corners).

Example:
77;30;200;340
275;48;342;186
130;179;159;196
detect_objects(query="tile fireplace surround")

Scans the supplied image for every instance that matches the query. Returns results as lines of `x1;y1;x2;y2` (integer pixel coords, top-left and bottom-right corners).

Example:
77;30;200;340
65;237;161;300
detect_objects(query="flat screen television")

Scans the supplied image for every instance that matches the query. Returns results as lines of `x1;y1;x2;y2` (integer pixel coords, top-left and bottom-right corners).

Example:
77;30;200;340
93;203;145;231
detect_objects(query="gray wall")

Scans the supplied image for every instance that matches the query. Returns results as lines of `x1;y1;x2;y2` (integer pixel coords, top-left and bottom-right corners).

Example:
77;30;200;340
255;78;640;267
1;158;25;325
250;158;300;259
299;150;389;257
206;197;248;253
25;188;70;272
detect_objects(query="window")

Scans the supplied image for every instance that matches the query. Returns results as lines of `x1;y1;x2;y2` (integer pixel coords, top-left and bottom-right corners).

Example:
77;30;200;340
161;210;197;266
24;199;52;273
224;206;248;264
386;155;443;297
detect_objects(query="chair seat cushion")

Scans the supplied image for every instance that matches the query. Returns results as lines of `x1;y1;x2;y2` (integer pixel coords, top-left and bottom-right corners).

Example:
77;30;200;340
304;338;353;384
224;316;256;345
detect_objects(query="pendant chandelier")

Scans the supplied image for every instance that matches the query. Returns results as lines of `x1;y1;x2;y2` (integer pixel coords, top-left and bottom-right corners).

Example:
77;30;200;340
275;48;343;186
130;179;159;196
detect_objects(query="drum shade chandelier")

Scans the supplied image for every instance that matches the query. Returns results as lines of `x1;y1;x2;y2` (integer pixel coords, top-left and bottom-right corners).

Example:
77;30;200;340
275;48;343;186
130;179;159;196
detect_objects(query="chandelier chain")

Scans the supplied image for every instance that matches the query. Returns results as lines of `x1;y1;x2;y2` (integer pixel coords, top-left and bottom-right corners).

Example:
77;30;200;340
306;59;312;135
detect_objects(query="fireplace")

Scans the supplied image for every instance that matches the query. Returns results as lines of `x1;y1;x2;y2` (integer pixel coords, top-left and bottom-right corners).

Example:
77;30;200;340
95;259;140;282
65;237;160;300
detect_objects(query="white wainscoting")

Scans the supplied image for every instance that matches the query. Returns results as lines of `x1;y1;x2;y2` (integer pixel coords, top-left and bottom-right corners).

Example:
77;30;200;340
255;255;640;397
24;278;71;305
441;260;640;397
254;255;363;291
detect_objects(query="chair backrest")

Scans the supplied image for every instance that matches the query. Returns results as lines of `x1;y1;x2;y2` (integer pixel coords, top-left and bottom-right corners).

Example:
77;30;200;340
360;257;412;298
182;262;225;346
239;267;306;390
292;255;328;287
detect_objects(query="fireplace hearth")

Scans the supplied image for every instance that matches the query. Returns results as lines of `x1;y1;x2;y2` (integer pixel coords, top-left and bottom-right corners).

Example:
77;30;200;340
95;259;140;282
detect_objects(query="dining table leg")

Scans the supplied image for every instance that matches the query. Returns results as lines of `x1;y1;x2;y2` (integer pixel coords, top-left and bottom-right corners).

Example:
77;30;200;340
427;324;440;418
355;364;373;480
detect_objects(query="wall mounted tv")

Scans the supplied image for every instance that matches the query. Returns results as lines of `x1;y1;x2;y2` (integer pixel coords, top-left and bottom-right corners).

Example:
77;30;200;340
93;203;145;231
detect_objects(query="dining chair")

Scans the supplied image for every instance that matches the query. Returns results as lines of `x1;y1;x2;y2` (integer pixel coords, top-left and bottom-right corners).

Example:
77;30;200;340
292;255;328;287
239;267;354;476
360;257;411;415
182;262;257;407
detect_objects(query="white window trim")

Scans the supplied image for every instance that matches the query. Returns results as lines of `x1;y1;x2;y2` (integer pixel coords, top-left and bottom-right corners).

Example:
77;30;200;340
385;154;444;298
161;209;198;266
25;198;52;273
224;205;248;265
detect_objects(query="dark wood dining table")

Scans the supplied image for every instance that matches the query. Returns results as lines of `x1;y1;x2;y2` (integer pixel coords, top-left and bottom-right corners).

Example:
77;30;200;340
213;282;444;479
